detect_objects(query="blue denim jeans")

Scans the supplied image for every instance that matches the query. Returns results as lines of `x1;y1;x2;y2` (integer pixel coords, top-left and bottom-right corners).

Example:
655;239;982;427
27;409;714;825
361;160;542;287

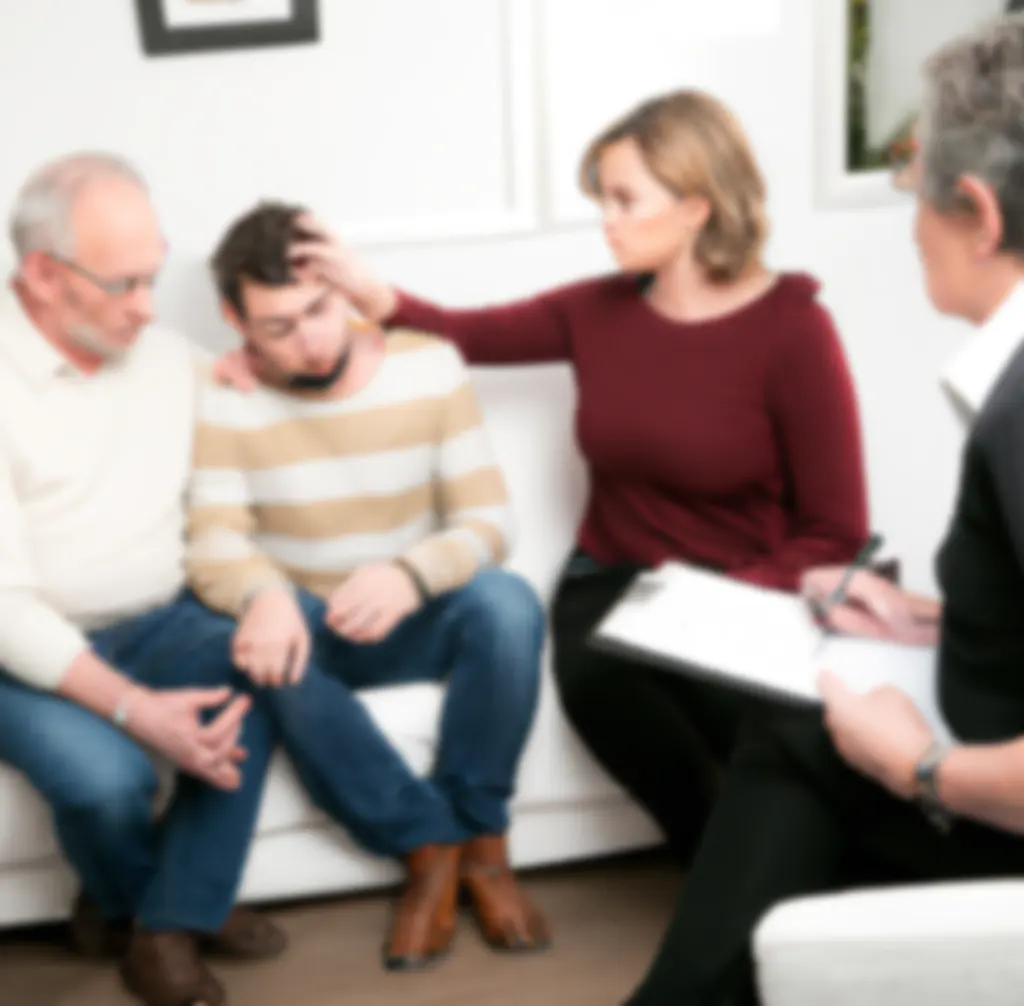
258;568;545;856
0;591;274;932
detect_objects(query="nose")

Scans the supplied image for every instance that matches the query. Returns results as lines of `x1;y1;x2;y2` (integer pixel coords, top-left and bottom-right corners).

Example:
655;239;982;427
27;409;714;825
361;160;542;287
126;283;155;326
602;218;621;245
599;197;623;225
296;326;330;360
601;209;624;245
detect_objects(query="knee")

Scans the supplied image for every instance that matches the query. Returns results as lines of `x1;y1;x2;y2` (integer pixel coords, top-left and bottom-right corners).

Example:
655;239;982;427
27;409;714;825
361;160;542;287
169;600;240;688
58;746;158;827
553;653;618;725
256;672;314;719
234;699;277;754
457;568;546;648
256;661;348;725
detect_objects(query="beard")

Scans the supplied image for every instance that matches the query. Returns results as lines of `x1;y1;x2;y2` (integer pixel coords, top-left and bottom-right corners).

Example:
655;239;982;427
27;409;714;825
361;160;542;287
61;284;134;363
67;323;129;363
284;346;353;391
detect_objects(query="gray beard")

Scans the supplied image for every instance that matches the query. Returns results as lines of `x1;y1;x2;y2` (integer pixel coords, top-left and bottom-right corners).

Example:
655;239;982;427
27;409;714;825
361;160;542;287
68;324;128;364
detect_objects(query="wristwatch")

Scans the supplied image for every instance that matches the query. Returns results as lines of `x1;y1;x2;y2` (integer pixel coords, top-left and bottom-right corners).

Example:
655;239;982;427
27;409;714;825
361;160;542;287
913;741;955;833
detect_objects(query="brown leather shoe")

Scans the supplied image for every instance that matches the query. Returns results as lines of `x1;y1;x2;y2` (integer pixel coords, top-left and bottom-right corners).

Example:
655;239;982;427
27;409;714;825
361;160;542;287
121;931;225;1006
71;894;285;963
70;892;131;959
199;907;287;960
383;843;461;971
460;835;551;952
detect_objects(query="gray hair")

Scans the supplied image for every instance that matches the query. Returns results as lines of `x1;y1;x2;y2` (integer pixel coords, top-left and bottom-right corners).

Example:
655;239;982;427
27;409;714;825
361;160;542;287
8;152;148;262
919;13;1024;253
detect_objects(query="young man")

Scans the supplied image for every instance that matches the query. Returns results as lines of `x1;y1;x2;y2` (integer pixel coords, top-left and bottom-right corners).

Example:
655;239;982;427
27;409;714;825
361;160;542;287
0;154;284;1006
187;203;550;970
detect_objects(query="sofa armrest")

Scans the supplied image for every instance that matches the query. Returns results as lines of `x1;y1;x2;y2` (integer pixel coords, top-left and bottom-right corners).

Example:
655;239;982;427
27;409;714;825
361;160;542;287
754;880;1024;1006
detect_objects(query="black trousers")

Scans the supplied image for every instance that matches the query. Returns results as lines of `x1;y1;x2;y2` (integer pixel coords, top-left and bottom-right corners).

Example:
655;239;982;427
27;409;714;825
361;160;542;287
622;687;1024;1005
552;560;752;866
553;560;1024;1005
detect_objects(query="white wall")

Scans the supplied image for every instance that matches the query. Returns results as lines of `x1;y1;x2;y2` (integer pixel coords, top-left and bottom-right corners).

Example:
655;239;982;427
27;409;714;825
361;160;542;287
0;0;972;594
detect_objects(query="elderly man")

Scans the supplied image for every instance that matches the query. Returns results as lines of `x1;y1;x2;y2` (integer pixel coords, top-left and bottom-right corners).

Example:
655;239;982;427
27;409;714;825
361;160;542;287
623;13;1024;1006
0;154;283;1006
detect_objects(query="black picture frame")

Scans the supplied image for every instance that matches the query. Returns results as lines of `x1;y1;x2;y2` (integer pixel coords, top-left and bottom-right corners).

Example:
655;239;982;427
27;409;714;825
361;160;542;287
135;0;319;57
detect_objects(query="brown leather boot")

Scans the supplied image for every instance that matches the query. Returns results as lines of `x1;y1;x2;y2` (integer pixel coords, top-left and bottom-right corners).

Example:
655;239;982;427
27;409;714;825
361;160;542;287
70;892;131;959
199;907;287;960
72;893;286;963
383;843;461;971
460;835;551;952
121;930;225;1006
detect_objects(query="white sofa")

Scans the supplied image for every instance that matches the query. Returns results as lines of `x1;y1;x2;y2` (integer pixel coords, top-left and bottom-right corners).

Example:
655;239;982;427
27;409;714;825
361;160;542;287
0;362;662;931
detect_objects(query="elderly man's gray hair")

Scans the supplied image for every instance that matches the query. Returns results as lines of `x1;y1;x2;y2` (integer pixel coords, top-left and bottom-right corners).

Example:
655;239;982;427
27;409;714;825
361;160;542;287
7;152;148;262
919;13;1024;254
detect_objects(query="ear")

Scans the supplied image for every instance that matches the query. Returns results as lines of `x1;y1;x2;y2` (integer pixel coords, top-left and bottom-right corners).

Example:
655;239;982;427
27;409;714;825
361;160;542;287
682;194;712;231
219;298;246;335
17;251;59;301
957;175;1004;258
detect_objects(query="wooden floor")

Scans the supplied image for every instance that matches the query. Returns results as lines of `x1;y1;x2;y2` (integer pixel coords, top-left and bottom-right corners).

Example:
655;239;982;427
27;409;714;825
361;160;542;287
0;854;681;1006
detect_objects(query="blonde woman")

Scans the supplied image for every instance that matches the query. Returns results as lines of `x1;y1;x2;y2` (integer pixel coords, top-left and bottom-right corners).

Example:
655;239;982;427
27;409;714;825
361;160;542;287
242;89;870;879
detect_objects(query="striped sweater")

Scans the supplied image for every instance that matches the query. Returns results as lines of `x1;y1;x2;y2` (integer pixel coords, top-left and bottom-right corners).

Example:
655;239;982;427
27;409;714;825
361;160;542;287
186;331;514;616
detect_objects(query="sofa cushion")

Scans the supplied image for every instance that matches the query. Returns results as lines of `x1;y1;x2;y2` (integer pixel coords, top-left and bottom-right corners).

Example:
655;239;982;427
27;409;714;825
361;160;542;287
0;767;48;868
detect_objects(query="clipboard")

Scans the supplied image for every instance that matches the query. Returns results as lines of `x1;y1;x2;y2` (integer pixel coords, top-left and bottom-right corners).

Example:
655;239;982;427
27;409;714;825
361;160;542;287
589;562;953;741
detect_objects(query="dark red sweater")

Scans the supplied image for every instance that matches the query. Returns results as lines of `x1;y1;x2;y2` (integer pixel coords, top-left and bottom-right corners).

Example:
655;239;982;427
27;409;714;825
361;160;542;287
388;272;869;590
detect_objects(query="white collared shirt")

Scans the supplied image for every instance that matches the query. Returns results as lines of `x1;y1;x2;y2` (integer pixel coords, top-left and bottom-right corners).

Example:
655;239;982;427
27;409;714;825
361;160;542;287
941;281;1024;424
0;287;199;689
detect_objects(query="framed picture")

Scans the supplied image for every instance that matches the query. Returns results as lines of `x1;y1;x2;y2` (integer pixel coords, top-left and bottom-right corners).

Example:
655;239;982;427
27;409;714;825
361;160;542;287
135;0;319;57
815;0;1006;209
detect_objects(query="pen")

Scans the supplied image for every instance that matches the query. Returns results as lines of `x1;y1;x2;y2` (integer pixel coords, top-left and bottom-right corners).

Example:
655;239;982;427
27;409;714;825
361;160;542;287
821;532;886;612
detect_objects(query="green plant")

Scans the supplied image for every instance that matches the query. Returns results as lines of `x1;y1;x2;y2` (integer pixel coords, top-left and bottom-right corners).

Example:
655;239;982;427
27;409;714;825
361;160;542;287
846;0;889;171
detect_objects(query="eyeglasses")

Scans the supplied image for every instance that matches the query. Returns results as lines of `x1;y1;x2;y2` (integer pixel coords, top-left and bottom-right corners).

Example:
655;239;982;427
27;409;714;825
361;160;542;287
51;256;160;297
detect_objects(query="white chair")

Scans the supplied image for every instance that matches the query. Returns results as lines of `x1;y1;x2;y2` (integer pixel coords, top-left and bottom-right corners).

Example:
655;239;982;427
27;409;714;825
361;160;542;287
755;880;1024;1006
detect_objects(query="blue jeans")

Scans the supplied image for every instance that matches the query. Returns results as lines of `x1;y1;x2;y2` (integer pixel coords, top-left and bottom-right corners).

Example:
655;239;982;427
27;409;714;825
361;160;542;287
258;568;545;856
0;592;274;932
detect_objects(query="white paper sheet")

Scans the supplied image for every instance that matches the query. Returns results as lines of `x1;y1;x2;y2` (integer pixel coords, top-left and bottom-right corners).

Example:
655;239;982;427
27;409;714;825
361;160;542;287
593;563;952;740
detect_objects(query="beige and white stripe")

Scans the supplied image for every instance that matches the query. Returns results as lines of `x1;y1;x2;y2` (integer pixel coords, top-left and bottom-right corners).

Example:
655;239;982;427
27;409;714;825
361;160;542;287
186;332;514;616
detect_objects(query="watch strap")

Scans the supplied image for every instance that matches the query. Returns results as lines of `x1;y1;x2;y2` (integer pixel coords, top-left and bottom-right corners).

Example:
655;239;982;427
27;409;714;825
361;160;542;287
914;740;954;834
392;556;431;603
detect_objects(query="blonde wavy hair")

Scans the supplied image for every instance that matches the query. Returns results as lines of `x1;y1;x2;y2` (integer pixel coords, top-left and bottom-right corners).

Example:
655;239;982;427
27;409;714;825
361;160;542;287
579;90;768;282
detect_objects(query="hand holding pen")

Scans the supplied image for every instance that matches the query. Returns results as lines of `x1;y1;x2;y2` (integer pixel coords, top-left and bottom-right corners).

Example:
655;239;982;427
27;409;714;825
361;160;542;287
801;534;940;646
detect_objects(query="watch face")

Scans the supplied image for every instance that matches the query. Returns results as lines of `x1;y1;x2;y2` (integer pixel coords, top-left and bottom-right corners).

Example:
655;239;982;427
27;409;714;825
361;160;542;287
913;744;954;833
914;743;948;800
